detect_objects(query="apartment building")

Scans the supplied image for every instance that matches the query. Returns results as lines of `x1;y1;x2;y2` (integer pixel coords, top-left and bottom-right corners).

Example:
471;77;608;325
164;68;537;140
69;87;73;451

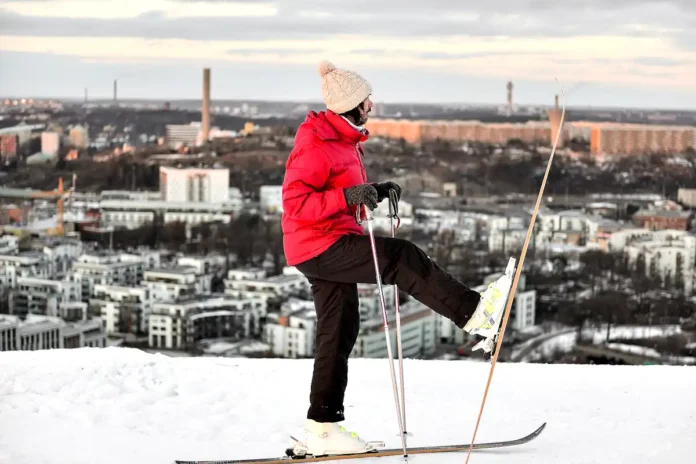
40;237;83;278
69;252;146;301
10;277;81;318
148;294;259;349
224;270;309;302
176;255;226;293
0;251;51;288
589;123;695;156
0;316;20;351
352;300;437;358
264;299;316;359
142;267;198;302
624;230;696;295
91;284;151;335
0;314;106;351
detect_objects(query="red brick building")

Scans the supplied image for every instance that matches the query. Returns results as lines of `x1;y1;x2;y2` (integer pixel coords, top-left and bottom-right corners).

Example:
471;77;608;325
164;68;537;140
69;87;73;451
631;209;692;231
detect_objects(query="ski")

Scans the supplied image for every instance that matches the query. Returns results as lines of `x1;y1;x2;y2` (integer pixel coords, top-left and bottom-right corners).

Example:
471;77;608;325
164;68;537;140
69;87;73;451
174;422;546;464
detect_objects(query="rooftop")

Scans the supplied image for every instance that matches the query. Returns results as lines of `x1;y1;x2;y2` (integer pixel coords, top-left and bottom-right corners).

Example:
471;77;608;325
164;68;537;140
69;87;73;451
0;315;20;328
633;209;692;218
147;266;197;275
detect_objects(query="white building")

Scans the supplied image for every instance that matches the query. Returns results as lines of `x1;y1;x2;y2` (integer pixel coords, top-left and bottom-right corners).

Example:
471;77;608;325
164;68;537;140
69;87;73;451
488;226;527;253
69;253;146;301
69;124;89;149
99;199;241;229
160;167;229;204
0;316;20;351
10;277;81;318
224;271;309;302
61;318;107;348
607;228;655;252
260;185;283;213
352;300;437;358
91;284;151;335
264;300;316;358
0;234;19;254
535;209;597;248
149;295;259;349
0;252;51;288
368;198;414;232
624;230;696;294
14;315;62;350
357;283;395;321
165;123;201;149
41;238;84;278
177;255;225;293
41;131;60;156
489;214;527;232
0;314;106;351
142;267;198;303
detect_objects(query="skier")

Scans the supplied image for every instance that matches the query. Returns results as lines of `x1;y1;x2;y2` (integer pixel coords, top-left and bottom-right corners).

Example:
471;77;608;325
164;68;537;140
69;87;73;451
281;60;511;456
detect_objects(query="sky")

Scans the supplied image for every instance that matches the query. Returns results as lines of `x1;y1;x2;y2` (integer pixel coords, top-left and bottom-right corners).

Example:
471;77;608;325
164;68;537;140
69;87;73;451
1;0;695;109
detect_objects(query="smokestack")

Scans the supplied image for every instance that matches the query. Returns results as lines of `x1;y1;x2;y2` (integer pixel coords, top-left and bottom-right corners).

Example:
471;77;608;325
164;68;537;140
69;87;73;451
113;79;118;103
506;81;513;116
554;94;559;110
84;88;88;104
202;68;210;142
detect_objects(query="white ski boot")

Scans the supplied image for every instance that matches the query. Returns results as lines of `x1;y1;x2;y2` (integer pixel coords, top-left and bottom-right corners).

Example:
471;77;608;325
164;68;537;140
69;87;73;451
464;257;516;353
293;420;385;457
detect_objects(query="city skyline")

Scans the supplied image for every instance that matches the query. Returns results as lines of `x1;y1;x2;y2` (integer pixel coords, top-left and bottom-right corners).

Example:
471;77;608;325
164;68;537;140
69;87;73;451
1;0;696;109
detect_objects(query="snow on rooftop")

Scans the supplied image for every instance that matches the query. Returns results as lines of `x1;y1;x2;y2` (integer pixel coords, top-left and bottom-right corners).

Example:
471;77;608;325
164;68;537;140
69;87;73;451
1;348;694;464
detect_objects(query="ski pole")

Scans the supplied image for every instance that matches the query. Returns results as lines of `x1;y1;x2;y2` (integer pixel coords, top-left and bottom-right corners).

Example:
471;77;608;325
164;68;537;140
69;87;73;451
358;203;408;460
464;80;566;463
387;189;409;443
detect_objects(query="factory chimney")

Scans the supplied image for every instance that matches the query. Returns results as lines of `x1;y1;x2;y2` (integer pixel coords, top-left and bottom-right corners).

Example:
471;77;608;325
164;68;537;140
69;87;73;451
202;68;211;142
113;79;118;103
506;81;513;116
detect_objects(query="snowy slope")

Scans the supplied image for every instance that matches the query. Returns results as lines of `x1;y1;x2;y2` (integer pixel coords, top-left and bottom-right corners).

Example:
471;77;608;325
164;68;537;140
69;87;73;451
1;348;695;464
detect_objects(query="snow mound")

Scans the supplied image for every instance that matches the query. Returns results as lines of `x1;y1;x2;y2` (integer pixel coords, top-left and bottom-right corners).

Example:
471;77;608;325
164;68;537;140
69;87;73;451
1;347;695;464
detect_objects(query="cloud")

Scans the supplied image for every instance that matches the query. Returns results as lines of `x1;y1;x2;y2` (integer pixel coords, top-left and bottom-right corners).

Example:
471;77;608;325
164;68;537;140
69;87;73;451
0;0;695;43
633;57;682;67
0;0;277;19
226;48;325;57
1;0;695;106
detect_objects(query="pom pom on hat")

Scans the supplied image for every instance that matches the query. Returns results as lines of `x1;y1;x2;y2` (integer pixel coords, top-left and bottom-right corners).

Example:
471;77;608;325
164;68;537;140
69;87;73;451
318;60;336;78
317;60;372;114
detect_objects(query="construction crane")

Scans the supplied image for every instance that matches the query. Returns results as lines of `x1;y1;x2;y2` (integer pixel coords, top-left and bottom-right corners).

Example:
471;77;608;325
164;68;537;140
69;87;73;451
30;174;76;236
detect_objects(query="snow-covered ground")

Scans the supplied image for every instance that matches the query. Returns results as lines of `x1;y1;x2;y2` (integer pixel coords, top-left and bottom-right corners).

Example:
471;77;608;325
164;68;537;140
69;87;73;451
1;347;695;464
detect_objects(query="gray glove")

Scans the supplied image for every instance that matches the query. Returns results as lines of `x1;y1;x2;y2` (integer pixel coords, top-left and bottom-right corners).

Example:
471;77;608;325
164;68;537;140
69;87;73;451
344;184;378;210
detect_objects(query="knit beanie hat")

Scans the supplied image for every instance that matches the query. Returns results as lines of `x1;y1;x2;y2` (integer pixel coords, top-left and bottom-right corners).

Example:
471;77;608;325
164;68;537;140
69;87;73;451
318;60;373;114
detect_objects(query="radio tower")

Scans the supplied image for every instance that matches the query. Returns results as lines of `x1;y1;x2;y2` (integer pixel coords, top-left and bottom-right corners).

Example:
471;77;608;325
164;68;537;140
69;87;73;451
202;68;211;143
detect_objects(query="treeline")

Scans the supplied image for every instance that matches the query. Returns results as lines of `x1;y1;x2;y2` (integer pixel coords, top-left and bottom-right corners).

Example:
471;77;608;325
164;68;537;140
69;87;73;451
527;249;695;341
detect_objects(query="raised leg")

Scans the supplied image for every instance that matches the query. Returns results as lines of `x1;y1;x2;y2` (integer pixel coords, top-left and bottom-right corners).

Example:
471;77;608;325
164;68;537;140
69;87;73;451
297;234;480;328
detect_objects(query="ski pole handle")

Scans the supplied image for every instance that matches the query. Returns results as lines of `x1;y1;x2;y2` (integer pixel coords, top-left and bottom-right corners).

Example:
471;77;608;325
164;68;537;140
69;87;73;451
388;189;401;229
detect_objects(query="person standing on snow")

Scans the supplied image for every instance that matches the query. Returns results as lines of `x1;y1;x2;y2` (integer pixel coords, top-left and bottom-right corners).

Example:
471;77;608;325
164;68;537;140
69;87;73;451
281;60;510;456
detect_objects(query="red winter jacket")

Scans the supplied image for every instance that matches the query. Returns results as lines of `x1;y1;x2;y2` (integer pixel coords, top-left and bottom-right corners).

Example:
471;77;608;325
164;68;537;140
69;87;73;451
281;110;369;266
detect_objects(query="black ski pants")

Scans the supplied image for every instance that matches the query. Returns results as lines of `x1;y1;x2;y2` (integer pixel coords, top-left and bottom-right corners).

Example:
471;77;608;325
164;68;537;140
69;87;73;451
295;233;481;423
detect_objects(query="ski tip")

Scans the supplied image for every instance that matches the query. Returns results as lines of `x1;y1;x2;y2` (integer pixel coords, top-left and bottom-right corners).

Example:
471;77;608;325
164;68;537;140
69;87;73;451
534;422;547;435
